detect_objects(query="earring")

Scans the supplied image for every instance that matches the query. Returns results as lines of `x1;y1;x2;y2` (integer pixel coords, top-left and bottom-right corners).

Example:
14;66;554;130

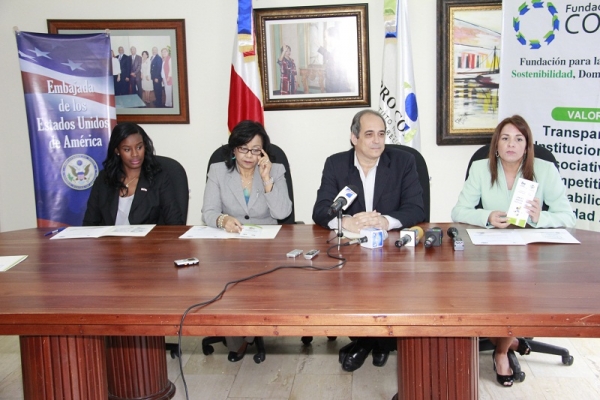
232;156;236;160
495;150;499;158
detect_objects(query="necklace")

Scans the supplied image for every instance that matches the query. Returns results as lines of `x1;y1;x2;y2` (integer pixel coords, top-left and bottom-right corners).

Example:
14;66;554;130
241;175;253;189
120;176;139;198
241;175;253;203
124;176;139;187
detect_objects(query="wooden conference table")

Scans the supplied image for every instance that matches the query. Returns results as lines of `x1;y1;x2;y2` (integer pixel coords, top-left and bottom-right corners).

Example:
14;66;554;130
1;224;600;400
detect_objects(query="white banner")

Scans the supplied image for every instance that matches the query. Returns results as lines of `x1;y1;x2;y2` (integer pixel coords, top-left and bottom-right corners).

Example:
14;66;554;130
379;0;420;149
499;0;600;231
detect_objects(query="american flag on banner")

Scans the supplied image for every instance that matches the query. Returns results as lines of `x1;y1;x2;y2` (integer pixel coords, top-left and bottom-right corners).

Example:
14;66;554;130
228;0;264;132
379;0;420;149
15;31;113;227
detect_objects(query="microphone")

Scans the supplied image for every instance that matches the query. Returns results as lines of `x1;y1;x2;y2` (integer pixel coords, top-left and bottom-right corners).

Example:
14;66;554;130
328;185;358;216
360;229;388;248
348;236;368;245
395;226;424;248
424;227;443;248
447;227;458;239
447;227;464;251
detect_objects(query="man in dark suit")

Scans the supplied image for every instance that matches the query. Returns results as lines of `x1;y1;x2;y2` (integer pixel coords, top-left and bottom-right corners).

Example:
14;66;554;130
129;46;142;98
116;46;131;96
312;109;425;372
150;46;163;107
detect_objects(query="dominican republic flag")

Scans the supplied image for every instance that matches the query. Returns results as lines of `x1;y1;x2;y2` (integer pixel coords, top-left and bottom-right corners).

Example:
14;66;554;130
16;31;113;227
228;0;264;132
379;0;420;149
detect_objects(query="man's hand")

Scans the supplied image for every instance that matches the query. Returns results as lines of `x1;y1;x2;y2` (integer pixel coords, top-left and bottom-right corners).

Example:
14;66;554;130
342;211;385;233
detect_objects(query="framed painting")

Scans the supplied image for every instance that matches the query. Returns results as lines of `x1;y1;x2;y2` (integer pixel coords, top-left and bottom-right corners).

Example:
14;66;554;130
48;19;189;124
436;0;502;145
254;4;370;111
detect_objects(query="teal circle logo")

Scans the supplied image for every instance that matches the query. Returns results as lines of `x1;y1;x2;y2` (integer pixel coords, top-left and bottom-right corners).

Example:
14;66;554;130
513;1;560;49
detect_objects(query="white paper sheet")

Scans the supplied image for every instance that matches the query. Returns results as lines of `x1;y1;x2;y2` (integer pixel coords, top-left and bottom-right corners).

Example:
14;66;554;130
50;225;156;239
0;255;28;272
466;229;580;245
179;225;282;239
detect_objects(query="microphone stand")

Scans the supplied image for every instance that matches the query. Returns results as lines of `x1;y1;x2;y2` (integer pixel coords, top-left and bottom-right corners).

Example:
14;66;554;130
337;209;344;250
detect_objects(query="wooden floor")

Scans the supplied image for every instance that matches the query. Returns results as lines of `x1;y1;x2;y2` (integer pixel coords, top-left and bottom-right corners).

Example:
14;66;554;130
1;335;599;399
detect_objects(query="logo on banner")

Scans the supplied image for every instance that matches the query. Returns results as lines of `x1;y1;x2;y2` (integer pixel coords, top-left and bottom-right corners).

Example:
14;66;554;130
61;154;99;190
513;1;560;49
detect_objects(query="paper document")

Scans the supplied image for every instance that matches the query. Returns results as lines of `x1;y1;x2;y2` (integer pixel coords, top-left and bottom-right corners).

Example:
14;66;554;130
507;178;538;227
0;255;28;272
467;229;580;245
50;225;156;239
179;225;282;239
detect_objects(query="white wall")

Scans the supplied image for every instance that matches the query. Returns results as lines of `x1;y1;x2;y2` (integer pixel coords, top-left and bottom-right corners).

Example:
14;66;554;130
0;0;477;232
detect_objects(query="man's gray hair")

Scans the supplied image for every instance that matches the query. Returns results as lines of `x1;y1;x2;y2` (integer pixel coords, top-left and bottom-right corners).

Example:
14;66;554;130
350;109;386;139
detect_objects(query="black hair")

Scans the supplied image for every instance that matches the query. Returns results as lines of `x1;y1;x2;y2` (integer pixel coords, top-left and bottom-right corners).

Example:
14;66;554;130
102;122;161;189
224;120;271;171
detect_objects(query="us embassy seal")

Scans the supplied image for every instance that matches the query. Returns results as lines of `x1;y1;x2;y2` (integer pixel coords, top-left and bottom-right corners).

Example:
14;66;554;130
61;154;99;190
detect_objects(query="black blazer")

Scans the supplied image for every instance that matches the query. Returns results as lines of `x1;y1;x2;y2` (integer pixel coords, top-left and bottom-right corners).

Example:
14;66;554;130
150;55;163;81
82;168;184;226
312;147;425;228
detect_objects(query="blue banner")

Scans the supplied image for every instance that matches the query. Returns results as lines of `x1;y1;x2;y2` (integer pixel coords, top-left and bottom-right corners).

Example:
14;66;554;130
16;32;114;227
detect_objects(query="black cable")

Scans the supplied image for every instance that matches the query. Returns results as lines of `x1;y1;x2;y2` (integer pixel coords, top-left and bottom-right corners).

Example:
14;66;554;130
178;241;357;399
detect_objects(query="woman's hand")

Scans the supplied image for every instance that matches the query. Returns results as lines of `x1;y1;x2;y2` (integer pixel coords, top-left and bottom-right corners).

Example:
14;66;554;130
526;197;541;224
258;149;273;190
223;216;242;233
488;211;509;228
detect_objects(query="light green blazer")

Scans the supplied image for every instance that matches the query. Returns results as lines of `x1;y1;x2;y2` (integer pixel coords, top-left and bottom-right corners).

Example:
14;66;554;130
451;158;575;228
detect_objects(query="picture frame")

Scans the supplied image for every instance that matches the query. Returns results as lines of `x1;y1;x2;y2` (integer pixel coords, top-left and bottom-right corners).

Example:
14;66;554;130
254;4;370;111
48;19;189;124
436;0;502;145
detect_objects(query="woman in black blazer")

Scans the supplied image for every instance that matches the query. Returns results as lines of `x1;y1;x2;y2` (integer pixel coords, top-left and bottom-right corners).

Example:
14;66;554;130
83;122;183;226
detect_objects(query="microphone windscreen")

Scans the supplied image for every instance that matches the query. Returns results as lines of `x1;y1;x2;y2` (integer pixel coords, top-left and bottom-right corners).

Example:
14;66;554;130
411;226;424;241
447;227;458;238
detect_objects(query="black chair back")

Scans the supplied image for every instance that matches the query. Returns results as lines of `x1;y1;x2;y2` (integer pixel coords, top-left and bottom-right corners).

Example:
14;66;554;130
385;144;430;222
207;144;296;224
156;155;189;223
465;143;559;211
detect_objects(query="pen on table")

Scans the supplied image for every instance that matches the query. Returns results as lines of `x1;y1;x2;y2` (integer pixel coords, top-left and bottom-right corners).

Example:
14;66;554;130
44;227;66;236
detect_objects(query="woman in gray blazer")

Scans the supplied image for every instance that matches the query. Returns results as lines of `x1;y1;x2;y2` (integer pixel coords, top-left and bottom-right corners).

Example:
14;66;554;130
201;120;292;361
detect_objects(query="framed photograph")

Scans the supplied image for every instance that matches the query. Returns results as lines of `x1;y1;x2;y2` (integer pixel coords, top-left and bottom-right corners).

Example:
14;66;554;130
436;0;502;145
254;4;370;111
48;19;189;124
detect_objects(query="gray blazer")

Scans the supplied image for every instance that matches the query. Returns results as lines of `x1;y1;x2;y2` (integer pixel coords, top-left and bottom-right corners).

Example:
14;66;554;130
201;162;292;227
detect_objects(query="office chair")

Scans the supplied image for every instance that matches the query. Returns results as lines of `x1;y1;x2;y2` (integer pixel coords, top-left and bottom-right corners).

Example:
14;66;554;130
466;143;574;382
155;156;190;359
201;143;297;363
155;155;189;225
301;144;431;346
386;144;431;222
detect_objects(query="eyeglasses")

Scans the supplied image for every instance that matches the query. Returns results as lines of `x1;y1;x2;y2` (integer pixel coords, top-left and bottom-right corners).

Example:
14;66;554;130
236;147;262;156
